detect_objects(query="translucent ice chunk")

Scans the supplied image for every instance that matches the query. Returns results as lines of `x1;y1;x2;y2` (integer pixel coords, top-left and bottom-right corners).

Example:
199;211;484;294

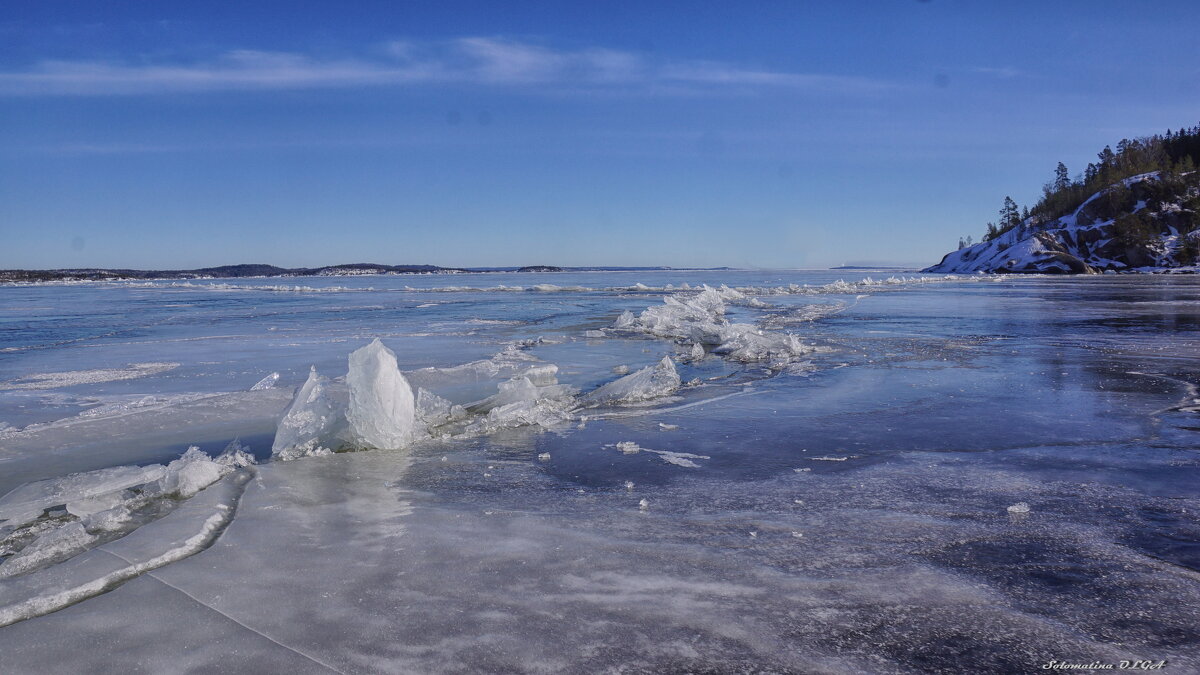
520;364;561;387
65;492;126;518
474;377;540;412
585;357;680;405
0;522;96;578
0;465;166;528
711;325;813;364
466;364;576;417
346;339;416;450
415;388;466;430
153;447;229;498
271;366;344;461
1007;502;1031;514
82;505;133;532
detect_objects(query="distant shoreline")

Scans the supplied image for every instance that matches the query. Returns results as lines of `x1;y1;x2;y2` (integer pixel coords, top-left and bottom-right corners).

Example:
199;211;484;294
0;263;746;284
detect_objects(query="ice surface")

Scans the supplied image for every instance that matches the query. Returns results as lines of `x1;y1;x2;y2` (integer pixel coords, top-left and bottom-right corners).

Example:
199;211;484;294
346;339;417;450
2;270;1199;672
584;356;680;405
270;367;343;461
0;471;248;629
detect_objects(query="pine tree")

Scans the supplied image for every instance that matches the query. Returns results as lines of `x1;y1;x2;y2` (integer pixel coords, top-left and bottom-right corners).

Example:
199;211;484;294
1054;162;1070;191
1099;145;1118;168
1000;196;1020;230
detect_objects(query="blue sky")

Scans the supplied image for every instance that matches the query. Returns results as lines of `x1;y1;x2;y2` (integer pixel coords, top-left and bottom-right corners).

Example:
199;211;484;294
3;1;1200;270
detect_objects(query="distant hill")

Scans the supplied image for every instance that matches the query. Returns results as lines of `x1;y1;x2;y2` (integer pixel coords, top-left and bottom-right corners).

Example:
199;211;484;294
0;263;470;283
0;263;748;283
928;124;1200;274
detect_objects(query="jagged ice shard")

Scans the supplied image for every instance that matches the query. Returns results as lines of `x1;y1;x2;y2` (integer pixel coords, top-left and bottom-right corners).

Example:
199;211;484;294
271;366;342;460
346;338;416;450
584;356;681;405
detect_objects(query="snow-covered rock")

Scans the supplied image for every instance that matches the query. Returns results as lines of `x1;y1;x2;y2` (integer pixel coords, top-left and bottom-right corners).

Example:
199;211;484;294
926;172;1199;274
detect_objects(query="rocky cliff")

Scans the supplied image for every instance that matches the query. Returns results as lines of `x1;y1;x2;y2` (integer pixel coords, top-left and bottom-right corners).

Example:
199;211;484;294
925;172;1200;274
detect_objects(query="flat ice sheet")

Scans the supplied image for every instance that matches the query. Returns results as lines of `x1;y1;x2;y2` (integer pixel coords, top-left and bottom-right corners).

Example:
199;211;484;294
1;270;1198;672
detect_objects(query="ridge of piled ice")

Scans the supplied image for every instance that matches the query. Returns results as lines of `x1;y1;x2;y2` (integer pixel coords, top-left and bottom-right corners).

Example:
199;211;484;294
469;365;576;413
612;285;814;365
405;344;542;395
0;465;167;530
463;397;576;436
455;364;579;435
0;444;246;579
271;367;343;461
346;339;416;450
0;522;96;579
585;357;681;405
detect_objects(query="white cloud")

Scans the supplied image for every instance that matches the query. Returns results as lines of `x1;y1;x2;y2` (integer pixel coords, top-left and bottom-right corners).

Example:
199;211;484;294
0;37;890;96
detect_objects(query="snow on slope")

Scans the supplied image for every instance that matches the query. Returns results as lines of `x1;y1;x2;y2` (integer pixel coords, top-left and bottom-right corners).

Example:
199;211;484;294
926;172;1200;274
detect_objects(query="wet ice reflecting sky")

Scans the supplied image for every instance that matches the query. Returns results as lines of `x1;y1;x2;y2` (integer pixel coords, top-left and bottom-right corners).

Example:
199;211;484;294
1;270;1198;672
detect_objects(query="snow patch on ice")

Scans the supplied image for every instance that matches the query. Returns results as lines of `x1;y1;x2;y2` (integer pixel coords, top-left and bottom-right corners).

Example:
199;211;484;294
607;441;709;468
0;363;179;391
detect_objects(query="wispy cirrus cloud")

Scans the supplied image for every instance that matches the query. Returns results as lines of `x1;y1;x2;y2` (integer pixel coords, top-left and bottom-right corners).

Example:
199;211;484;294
0;37;891;96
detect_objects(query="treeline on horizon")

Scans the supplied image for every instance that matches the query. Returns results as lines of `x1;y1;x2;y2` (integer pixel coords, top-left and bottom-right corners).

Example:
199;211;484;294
960;123;1200;248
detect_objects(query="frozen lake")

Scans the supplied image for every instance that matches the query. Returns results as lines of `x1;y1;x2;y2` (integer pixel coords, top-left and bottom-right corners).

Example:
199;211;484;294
1;270;1198;673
